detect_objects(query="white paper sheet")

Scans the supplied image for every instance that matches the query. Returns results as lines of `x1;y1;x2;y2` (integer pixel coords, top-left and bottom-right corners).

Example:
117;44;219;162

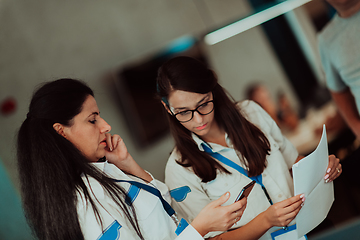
292;125;334;238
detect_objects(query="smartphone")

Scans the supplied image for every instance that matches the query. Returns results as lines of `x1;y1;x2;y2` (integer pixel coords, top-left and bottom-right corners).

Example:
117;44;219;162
235;180;256;202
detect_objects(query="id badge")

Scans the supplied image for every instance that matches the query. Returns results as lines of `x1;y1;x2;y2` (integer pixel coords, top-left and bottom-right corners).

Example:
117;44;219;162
270;225;307;240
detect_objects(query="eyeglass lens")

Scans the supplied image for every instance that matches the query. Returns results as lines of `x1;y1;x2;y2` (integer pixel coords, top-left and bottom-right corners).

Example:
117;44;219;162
175;101;214;122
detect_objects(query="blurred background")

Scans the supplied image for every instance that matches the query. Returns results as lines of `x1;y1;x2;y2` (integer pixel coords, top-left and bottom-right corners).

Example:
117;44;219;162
1;0;359;239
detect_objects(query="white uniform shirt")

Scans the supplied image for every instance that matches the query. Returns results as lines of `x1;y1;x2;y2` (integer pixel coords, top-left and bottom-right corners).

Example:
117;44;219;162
76;161;203;240
165;100;299;239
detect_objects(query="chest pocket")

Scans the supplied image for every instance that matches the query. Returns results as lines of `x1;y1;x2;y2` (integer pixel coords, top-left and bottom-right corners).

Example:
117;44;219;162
113;182;160;222
203;170;248;201
131;188;161;221
202;147;256;202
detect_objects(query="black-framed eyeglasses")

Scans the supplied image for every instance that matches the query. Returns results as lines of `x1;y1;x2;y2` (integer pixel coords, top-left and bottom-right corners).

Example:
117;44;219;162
171;100;214;123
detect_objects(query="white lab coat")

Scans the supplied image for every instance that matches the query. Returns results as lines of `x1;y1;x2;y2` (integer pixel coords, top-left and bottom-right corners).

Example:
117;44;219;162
76;161;203;240
165;100;299;239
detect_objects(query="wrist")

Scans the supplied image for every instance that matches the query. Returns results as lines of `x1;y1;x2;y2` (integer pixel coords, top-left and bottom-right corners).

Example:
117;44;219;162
122;153;134;164
260;210;273;230
113;154;136;171
191;220;209;237
116;157;153;182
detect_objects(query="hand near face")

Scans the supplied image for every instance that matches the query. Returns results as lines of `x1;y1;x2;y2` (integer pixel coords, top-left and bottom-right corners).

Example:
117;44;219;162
104;133;131;166
103;133;153;182
264;194;305;228
324;154;342;183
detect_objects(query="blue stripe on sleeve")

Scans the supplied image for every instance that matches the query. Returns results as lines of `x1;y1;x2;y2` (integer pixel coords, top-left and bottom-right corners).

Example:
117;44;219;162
175;218;189;236
97;220;122;240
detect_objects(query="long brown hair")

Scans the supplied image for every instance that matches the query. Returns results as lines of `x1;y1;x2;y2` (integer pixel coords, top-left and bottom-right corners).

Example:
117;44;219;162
157;56;270;182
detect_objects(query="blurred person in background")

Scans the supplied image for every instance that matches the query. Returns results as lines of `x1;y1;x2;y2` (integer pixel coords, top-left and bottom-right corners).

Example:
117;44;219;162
246;83;299;132
318;0;360;139
318;0;360;185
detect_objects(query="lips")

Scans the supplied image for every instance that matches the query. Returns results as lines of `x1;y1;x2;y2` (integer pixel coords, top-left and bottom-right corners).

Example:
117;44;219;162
196;123;207;130
100;138;107;146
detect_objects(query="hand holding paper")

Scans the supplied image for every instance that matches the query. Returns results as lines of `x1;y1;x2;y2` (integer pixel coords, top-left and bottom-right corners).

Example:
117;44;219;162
292;125;336;237
324;154;342;183
264;194;305;227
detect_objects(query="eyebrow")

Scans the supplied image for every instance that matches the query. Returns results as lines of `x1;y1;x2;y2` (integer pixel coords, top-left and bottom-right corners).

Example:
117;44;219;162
173;95;211;111
87;112;99;118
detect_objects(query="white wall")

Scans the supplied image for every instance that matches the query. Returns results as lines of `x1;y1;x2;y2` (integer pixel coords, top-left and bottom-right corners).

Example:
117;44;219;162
0;0;310;190
205;24;298;107
202;1;303;113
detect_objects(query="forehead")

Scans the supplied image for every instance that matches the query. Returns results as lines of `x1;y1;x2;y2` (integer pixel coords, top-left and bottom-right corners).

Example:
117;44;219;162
167;90;211;108
76;95;99;116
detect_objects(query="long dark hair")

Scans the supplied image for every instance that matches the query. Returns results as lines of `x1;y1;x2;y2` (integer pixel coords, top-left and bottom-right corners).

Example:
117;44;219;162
17;79;143;240
157;56;271;182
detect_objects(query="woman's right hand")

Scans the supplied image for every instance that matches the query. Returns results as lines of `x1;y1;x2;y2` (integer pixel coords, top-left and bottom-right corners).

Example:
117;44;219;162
104;133;153;182
264;194;305;228
104;133;131;165
191;192;247;237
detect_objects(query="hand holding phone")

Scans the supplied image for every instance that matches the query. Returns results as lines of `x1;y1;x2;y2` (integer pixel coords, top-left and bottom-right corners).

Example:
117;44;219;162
235;180;256;202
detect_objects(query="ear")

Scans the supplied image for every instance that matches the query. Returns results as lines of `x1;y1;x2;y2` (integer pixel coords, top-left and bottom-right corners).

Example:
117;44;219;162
161;100;172;115
53;123;66;138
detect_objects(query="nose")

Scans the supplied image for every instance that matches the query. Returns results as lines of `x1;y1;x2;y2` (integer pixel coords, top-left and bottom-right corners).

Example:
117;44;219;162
100;118;111;133
192;111;204;123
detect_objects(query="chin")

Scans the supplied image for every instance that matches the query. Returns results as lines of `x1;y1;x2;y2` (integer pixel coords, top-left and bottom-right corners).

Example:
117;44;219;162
88;159;97;163
195;129;209;136
95;154;105;162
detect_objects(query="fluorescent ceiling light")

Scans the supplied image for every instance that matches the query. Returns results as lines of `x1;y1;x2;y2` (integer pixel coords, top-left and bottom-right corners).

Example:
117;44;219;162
204;0;311;45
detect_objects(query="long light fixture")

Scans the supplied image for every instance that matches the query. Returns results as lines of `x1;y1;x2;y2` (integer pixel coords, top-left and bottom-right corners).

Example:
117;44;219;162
204;0;311;45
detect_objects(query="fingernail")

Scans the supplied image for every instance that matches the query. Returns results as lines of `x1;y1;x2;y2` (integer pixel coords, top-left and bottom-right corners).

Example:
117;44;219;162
327;168;331;173
325;179;329;183
301;202;304;207
110;147;113;152
302;197;305;202
324;174;329;180
300;194;305;199
225;192;230;197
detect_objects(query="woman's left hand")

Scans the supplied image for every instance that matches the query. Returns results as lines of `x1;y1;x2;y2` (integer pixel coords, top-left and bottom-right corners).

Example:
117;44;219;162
324;154;342;183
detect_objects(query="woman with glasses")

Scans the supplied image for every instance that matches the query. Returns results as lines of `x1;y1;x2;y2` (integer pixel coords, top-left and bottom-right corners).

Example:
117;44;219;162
17;78;247;240
157;56;341;240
